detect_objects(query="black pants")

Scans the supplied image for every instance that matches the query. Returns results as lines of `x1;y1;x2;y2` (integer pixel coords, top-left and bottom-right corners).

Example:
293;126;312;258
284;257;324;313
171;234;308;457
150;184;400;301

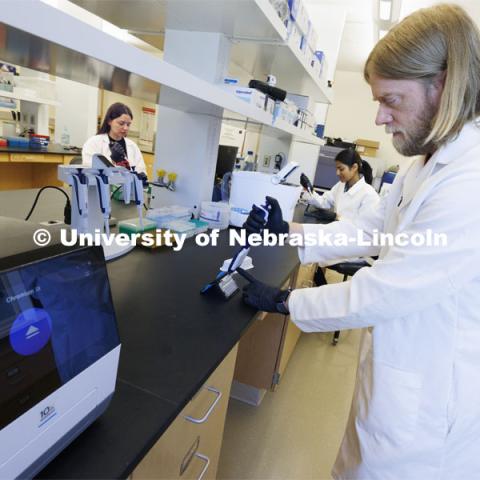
314;266;327;286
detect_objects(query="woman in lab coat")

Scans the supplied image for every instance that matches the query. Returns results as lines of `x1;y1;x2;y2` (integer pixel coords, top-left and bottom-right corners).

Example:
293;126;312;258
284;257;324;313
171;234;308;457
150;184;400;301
82;102;147;176
303;148;379;221
241;5;480;479
303;148;379;285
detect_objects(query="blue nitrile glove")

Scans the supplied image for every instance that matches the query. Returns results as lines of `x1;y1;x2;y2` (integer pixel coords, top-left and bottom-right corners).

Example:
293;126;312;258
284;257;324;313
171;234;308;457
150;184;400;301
238;268;290;314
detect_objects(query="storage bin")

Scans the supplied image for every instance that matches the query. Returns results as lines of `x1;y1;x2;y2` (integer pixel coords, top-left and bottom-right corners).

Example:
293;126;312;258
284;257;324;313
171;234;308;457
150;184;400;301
6;136;29;148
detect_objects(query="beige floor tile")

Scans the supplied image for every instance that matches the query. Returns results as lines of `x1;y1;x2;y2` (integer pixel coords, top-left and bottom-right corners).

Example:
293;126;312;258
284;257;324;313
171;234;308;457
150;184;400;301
218;328;362;480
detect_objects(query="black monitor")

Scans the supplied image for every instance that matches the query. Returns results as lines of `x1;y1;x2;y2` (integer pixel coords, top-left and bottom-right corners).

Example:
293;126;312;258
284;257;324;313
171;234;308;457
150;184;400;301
0;245;119;430
313;145;349;190
215;145;238;180
314;154;338;190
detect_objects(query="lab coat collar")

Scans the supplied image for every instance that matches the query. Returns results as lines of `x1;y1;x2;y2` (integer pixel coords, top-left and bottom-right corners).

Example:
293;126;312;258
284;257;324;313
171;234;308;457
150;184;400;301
345;176;366;196
398;120;480;212
429;119;480;166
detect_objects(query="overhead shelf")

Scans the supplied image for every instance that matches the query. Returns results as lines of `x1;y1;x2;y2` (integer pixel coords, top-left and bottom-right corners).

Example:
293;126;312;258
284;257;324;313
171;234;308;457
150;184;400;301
72;0;332;103
0;90;60;107
0;0;322;145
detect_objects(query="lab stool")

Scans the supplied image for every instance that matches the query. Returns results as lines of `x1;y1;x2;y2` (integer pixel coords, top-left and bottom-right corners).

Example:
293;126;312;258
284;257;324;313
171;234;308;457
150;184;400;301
326;260;372;346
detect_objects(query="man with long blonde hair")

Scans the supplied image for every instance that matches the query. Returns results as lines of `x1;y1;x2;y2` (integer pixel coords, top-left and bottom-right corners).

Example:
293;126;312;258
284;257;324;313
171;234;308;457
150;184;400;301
242;4;480;478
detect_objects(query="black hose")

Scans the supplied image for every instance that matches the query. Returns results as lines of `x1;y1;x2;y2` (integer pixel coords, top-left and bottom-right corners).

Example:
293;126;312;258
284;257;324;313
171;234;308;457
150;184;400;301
25;186;70;222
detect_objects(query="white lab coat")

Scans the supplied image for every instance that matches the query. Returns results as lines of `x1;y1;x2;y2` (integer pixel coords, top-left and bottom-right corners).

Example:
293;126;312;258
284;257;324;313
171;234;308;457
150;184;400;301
82;133;147;175
306;178;379;266
289;120;480;479
306;177;379;220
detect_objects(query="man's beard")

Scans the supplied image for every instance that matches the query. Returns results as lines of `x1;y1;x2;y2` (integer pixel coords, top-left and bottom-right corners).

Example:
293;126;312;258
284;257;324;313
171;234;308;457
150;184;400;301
387;99;438;156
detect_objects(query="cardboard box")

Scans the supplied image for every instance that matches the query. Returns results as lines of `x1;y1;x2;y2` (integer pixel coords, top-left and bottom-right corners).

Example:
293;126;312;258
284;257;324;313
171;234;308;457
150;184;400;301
355;138;380;157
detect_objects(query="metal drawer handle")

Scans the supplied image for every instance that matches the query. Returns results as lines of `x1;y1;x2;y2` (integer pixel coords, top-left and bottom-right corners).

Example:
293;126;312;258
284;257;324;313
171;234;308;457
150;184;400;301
194;453;210;480
185;386;222;424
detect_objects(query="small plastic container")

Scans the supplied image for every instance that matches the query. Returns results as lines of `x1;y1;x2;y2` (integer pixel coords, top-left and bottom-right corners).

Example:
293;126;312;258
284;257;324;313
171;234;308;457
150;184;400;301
162;219;197;238
189;218;209;235
118;217;157;236
199;201;230;229
29;134;50;149
146;206;191;228
6;136;30;148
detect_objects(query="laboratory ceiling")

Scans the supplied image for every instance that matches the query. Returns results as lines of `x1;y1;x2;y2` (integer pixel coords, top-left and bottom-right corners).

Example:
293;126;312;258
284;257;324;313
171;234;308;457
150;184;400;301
70;0;480;74
306;0;480;72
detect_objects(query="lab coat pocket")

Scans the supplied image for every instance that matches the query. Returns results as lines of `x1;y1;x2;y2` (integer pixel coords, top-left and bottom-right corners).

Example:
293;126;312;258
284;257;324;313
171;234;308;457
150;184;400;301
357;362;423;447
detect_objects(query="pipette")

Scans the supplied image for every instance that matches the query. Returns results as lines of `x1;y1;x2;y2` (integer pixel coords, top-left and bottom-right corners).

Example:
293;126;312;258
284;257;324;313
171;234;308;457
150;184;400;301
92;170;111;235
200;204;269;299
131;167;144;229
70;170;88;233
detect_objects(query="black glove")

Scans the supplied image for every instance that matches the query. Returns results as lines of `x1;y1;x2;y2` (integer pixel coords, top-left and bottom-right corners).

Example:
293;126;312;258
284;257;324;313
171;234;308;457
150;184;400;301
243;196;289;236
264;196;289;234
110;141;126;163
243;204;267;236
300;173;313;193
242;277;290;314
137;171;149;187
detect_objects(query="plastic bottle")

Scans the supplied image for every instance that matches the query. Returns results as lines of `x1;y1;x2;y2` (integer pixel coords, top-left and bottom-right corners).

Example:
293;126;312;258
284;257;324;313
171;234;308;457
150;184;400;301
243;150;255;171
61;126;70;146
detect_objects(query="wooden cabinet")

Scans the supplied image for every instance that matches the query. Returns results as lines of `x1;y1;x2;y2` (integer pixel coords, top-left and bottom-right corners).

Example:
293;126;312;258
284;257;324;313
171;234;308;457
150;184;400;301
0;150;154;191
131;344;238;480
0;153;73;190
142;152;155;181
10;153;61;163
232;263;316;404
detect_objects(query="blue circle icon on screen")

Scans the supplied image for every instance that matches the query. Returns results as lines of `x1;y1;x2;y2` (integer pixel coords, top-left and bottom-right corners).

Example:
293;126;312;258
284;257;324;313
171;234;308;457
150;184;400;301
10;308;52;356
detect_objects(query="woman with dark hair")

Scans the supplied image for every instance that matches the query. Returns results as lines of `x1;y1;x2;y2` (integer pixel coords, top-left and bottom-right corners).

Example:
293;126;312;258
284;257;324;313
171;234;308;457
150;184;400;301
303;148;378;220
82;102;147;176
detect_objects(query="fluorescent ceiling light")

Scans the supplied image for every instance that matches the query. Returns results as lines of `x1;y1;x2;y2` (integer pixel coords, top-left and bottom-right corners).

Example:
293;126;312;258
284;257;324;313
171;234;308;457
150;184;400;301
379;0;392;21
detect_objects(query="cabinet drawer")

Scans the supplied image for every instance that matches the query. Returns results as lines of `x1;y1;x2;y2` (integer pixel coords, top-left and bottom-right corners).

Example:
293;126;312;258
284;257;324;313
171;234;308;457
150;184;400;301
10;153;62;163
132;344;238;480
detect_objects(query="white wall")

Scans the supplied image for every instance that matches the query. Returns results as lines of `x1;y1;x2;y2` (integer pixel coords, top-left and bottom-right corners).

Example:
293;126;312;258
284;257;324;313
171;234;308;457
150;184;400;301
102;89;157;145
324;70;411;171
304;4;346;82
287;141;320;184
54;77;98;146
